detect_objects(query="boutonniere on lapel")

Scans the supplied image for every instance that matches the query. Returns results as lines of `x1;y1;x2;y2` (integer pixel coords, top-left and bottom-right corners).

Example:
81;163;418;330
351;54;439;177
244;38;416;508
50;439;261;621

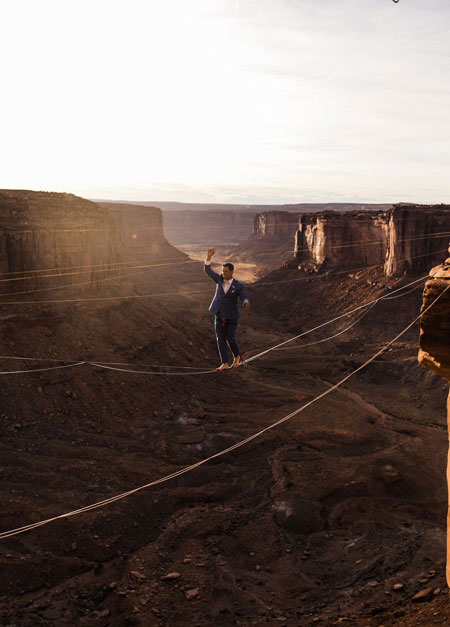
230;285;236;294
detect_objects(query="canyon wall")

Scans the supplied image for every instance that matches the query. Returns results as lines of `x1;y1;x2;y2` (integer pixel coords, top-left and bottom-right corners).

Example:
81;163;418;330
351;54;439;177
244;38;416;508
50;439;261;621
417;251;450;587
99;202;177;261
254;211;300;237
0;191;175;295
230;211;301;276
160;203;391;246
294;204;450;277
162;210;255;244
295;211;389;270
418;252;450;381
385;205;450;276
232;203;449;278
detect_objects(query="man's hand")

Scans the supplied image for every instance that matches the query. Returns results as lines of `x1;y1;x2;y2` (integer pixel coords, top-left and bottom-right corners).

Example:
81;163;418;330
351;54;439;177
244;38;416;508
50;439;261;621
206;247;216;261
243;301;250;310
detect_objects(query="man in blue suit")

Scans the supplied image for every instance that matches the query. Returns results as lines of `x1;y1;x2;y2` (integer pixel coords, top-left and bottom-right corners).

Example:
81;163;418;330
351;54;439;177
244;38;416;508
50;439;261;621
204;247;250;371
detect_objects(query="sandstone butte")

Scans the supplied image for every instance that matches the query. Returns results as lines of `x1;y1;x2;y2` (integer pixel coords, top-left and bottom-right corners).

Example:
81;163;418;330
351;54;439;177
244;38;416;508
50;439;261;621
234;202;450;278
418;246;450;586
0;190;187;296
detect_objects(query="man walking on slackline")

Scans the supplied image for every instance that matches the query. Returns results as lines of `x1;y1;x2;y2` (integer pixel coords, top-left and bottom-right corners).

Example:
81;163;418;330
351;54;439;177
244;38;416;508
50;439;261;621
204;247;250;371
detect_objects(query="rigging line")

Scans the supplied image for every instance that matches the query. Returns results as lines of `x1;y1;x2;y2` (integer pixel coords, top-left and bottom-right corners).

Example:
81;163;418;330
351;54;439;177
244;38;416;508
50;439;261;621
0;275;427;368
270;279;427;353
0;247;446;307
0;355;80;363
88;361;212;370
0;262;191;284
1;223;201;235
164;215;450;231
0;257;190;283
2;212;443;235
252;247;449;288
381;282;426;300
0;251;190;278
89;362;217;376
240;231;450;261
1;284;447;540
249;230;450;259
244;274;430;363
0;230;447;293
272;302;378;352
0;355;210;369
0;227;448;280
0;227;114;234
0;259;197;299
0;361;85;375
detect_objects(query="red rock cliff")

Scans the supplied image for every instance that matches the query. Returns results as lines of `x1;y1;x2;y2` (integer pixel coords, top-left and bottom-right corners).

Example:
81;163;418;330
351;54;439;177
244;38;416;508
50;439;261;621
385;204;450;276
418;250;450;586
295;210;389;271
99;202;174;262
253;211;300;237
0;191;172;295
294;204;450;276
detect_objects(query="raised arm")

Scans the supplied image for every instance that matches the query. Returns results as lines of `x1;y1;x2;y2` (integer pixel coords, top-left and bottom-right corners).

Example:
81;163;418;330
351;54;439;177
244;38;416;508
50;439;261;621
204;247;220;283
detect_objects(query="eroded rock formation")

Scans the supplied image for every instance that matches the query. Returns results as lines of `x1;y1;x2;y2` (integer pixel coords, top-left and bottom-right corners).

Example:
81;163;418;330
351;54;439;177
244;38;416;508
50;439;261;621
159;203;391;247
294;204;450;277
0;191;177;295
385;205;450;276
418;250;450;586
99;202;172;262
254;211;300;237
230;211;301;276
295;210;389;270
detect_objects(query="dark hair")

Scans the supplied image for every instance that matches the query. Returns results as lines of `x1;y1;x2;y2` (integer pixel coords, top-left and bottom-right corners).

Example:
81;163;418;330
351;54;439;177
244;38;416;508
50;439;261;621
222;262;234;272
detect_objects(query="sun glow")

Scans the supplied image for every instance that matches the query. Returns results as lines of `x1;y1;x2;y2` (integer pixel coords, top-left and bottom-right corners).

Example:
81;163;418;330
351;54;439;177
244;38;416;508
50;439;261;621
1;0;450;203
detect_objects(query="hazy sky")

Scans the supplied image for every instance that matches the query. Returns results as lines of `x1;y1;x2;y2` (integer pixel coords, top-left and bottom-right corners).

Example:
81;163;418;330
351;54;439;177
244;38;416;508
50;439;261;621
1;0;450;204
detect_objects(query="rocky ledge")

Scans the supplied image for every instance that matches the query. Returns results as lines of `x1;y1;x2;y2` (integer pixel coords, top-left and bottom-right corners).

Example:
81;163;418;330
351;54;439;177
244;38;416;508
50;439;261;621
418;248;450;589
296;204;450;277
418;250;450;381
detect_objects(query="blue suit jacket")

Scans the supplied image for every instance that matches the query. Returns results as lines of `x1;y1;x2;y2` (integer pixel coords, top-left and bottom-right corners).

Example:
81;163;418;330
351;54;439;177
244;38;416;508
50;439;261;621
204;264;249;319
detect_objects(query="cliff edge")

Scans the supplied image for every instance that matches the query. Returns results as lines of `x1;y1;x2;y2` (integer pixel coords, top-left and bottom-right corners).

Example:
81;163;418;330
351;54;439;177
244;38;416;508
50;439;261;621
418;249;450;381
296;204;450;277
418;248;450;587
0;191;184;296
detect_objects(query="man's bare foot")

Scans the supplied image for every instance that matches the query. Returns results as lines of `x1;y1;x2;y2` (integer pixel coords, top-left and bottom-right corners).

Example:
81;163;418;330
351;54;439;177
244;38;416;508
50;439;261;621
232;355;242;368
216;362;229;371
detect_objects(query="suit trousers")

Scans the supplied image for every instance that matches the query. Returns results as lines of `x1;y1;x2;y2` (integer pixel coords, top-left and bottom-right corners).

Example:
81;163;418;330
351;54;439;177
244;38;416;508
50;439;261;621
214;317;239;364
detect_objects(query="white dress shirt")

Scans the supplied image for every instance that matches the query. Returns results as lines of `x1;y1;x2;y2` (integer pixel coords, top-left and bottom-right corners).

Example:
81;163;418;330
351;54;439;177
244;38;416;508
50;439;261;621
205;259;249;302
205;259;232;292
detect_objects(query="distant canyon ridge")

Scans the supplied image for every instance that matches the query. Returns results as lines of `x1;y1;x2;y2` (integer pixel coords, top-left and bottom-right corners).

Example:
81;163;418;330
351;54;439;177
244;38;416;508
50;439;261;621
0;191;185;296
156;201;392;245
0;192;449;292
231;204;450;278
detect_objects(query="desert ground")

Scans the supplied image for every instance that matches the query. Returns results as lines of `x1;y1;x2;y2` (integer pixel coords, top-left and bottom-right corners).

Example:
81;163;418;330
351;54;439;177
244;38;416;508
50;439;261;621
0;243;448;626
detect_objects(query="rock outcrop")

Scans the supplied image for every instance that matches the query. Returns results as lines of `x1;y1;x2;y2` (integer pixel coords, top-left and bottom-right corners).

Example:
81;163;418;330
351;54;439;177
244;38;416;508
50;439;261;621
254;211;300;237
99;202;175;261
158;203;391;246
385;205;450;276
418;249;450;586
0;191;180;295
295;210;389;270
230;211;301;276
295;204;450;277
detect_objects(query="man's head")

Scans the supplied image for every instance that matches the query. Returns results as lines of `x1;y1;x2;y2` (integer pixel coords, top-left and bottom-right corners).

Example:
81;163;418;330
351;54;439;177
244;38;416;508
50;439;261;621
222;262;234;280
